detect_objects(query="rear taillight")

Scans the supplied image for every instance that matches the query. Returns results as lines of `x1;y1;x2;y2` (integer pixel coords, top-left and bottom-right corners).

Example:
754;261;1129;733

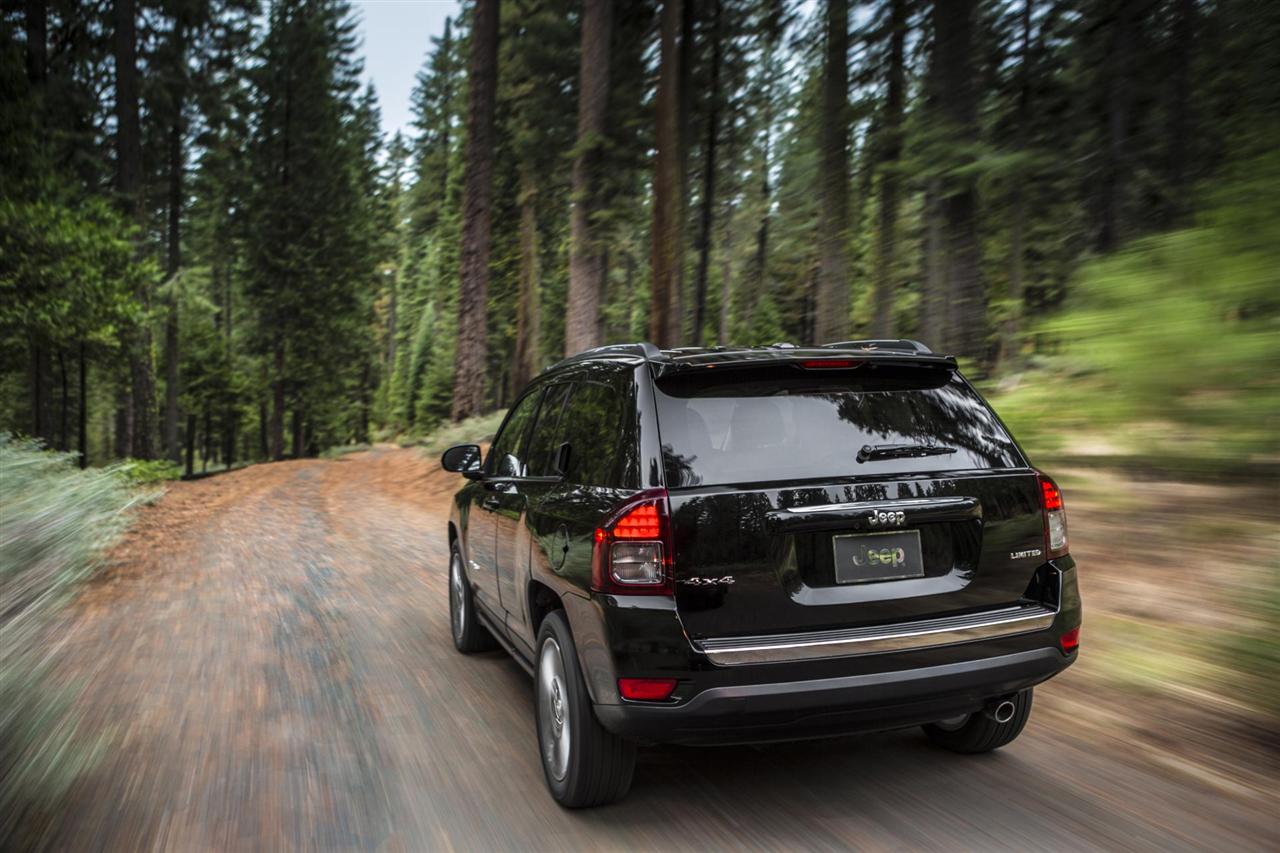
592;489;673;595
1038;473;1069;558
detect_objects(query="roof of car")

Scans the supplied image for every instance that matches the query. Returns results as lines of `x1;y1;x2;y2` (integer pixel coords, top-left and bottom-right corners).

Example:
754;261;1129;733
543;340;957;377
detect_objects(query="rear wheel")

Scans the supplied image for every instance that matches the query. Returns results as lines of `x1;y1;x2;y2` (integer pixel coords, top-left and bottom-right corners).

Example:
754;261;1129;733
535;611;635;807
923;689;1034;753
448;542;496;653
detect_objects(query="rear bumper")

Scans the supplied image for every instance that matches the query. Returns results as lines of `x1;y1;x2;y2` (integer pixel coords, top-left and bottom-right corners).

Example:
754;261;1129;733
595;646;1074;745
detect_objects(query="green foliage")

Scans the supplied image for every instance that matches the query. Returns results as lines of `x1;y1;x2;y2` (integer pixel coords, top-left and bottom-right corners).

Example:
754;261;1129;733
989;153;1280;474
116;457;184;485
0;437;140;833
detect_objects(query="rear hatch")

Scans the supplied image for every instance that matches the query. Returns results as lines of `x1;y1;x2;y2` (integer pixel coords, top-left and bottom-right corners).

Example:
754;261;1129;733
652;360;1047;640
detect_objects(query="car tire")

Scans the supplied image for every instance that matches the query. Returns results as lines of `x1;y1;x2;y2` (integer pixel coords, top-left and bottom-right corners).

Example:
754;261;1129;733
448;541;497;653
922;688;1034;754
535;610;636;807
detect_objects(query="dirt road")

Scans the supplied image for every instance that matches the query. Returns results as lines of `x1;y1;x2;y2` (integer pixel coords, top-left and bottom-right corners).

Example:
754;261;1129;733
42;449;1275;851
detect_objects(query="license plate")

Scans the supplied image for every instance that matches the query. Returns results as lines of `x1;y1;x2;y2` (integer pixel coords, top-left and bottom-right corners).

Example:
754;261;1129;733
832;530;925;584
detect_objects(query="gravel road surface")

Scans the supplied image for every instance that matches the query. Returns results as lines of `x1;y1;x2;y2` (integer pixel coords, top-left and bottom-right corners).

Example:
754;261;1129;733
42;449;1276;851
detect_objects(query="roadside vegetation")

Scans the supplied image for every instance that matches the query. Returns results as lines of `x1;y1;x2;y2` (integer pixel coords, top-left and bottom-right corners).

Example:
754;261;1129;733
0;437;146;840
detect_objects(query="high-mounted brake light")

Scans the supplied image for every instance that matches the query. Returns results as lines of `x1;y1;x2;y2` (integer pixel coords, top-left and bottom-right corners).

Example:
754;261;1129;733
592;489;673;595
801;359;861;369
618;677;678;701
1037;472;1069;558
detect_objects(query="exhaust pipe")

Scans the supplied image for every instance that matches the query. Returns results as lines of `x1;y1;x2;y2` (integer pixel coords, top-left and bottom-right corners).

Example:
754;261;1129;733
984;697;1017;724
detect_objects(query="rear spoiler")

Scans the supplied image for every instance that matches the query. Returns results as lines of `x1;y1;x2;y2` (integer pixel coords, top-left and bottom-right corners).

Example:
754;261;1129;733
652;348;957;377
545;340;956;377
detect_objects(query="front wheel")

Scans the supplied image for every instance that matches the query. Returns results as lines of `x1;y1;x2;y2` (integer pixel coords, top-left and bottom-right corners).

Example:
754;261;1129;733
923;689;1034;753
535;611;635;807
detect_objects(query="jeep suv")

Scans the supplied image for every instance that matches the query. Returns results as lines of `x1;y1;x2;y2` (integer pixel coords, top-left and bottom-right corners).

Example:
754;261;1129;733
441;340;1081;807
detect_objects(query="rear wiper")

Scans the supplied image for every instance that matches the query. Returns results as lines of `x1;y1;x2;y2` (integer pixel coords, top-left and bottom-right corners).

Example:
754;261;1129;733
856;443;957;463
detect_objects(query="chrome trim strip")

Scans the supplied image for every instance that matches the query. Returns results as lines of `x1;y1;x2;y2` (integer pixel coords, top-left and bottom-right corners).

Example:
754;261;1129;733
777;496;975;515
695;603;1057;666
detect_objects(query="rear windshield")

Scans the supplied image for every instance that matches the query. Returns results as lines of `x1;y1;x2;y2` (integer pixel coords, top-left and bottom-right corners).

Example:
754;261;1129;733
654;363;1022;488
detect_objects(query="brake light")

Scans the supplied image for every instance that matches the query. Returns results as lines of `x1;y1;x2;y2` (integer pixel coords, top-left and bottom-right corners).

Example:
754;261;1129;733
801;359;861;369
592;489;673;595
1059;626;1080;653
1038;473;1069;557
618;677;678;701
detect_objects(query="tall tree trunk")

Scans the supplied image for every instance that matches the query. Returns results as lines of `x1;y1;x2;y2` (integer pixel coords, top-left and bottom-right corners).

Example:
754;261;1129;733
750;59;774;331
78;341;88;468
692;0;723;347
565;0;612;355
114;0;155;458
439;18;453;208
451;0;500;420
815;0;850;344
514;167;542;389
185;413;196;477
258;399;269;460
933;0;985;362
30;341;45;442
163;19;185;464
920;179;947;350
650;0;684;348
58;349;69;451
1096;0;1136;253
270;341;285;459
1001;0;1033;369
23;0;46;85
1166;0;1195;224
291;409;303;459
872;0;906;338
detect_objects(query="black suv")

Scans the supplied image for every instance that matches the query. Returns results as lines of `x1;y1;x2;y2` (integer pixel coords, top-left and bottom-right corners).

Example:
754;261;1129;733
441;340;1081;807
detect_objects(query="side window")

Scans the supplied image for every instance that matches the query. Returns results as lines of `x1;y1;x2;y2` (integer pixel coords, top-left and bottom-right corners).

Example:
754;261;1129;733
486;389;542;478
558;381;626;487
524;383;572;477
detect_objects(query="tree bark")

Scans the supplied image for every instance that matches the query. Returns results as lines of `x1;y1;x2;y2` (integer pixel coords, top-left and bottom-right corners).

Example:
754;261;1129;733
270;341;285;459
185;413;195;478
23;0;46;85
451;0;500;420
565;0;612;355
514;167;542;391
114;0;155;458
163;18;185;464
1096;0;1136;253
932;0;985;362
650;0;684;348
1001;0;1033;369
78;341;88;468
920;179;947;350
691;0;723;347
872;0;906;338
815;0;850;344
1166;0;1195;224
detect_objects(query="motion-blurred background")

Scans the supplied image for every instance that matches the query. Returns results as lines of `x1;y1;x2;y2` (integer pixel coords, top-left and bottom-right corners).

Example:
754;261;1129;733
2;0;1276;849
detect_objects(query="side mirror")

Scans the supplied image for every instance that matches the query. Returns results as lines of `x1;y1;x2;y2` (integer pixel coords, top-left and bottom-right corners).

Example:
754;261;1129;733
441;444;483;479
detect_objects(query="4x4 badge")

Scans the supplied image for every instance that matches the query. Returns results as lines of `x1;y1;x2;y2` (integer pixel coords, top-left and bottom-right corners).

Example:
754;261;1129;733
678;576;736;586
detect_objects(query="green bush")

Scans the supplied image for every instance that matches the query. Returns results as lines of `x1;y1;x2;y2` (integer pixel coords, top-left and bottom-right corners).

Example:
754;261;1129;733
116;457;183;485
988;153;1280;475
0;436;141;838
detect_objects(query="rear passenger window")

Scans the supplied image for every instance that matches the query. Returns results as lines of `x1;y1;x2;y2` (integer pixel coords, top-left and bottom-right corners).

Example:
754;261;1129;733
558;381;625;487
524;383;572;476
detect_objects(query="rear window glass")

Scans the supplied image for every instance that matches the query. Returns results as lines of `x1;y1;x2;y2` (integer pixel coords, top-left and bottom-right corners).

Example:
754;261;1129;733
654;364;1021;488
558;381;626;487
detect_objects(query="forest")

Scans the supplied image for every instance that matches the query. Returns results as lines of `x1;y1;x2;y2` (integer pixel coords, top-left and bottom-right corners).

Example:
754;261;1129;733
1;0;1277;472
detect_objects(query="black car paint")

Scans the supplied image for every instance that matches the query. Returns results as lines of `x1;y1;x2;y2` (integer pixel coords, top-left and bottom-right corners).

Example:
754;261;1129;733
447;350;1080;741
